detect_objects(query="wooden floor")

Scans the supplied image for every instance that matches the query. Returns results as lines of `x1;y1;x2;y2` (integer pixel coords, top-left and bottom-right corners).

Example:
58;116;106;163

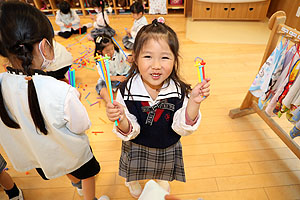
1;14;300;200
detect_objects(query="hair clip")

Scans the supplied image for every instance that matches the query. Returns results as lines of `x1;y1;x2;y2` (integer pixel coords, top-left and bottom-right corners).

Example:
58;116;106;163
24;76;32;81
96;36;102;43
152;19;158;26
157;17;165;24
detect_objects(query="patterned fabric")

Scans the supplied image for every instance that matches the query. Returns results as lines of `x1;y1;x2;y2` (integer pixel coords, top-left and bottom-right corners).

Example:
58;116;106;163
90;26;116;39
141;100;175;126
119;140;186;182
149;0;167;14
0;154;7;172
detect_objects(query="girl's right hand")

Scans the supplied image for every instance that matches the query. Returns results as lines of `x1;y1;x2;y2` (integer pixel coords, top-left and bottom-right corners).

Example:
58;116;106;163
106;101;125;122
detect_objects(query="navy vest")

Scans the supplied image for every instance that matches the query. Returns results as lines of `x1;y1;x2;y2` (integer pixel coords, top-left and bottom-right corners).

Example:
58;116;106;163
120;84;184;149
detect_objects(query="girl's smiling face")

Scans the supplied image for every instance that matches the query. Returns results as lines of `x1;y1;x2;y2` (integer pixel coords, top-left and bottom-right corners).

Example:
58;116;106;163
136;38;174;91
100;43;115;59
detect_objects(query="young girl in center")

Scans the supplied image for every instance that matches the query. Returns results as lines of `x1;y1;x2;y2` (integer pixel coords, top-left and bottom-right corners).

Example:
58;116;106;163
106;19;211;198
88;0;116;40
0;2;108;200
94;34;131;104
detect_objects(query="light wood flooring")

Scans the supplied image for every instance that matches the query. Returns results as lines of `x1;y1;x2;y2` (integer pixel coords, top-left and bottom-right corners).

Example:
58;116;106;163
0;15;300;200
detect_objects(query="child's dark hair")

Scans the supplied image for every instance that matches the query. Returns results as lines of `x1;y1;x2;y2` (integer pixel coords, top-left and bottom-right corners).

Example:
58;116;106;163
94;34;119;57
124;19;191;98
130;1;144;14
0;1;54;134
58;1;71;15
91;0;110;28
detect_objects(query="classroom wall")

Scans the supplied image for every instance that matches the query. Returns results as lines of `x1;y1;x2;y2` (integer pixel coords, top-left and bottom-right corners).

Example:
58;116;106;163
267;0;300;30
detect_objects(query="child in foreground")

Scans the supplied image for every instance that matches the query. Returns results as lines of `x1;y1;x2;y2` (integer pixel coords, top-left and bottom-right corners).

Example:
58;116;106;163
0;2;108;200
106;19;210;198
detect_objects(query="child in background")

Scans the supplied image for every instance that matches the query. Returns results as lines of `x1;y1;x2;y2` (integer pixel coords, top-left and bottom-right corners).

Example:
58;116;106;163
88;0;116;40
0;154;23;200
106;19;210;198
46;40;73;81
122;1;148;50
0;2;108;200
55;1;92;39
94;35;131;104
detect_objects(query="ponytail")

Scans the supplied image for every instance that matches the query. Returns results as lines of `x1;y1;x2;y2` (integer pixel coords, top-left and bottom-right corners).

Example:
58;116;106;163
15;42;48;135
0;84;20;129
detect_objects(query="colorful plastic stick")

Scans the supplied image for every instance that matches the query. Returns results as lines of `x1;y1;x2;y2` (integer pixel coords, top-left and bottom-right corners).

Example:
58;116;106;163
194;57;206;83
194;57;206;98
68;68;72;86
90;101;99;106
112;37;128;59
85;92;90;99
95;54;118;125
71;68;76;87
103;54;119;126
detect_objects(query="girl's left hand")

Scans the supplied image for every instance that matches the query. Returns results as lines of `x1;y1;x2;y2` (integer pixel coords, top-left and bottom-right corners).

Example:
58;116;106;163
190;78;211;104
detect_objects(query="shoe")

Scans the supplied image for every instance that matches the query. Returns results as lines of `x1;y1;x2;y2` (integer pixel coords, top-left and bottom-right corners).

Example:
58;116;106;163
156;180;170;193
125;181;142;198
98;195;110;200
76;187;83;196
83;22;93;29
71;180;83;196
54;31;59;36
10;188;24;200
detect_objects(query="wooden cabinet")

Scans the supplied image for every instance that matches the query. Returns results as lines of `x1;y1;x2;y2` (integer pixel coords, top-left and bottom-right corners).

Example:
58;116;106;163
246;1;270;20
211;3;230;18
228;3;248;19
28;0;186;16
192;0;271;21
192;1;212;19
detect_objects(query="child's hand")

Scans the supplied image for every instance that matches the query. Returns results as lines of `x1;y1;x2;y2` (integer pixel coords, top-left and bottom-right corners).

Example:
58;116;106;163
190;78;211;104
117;76;127;82
89;13;95;21
106;101;125;123
126;55;133;63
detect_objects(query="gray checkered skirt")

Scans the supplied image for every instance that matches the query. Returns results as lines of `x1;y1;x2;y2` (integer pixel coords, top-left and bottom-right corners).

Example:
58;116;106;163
119;140;186;182
0;154;7;172
122;36;134;50
90;26;116;39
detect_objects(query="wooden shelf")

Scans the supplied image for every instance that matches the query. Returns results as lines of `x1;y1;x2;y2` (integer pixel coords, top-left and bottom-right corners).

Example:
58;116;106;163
29;0;186;16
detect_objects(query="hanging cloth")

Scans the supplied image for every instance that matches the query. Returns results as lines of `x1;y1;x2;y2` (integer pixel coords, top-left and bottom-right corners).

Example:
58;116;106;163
265;46;300;116
250;37;287;99
274;59;300;116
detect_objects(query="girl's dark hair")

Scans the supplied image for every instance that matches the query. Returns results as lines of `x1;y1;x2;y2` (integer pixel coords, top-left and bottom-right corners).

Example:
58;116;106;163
0;1;54;135
124;19;191;99
91;0;110;28
94;34;119;57
130;1;144;14
59;1;71;14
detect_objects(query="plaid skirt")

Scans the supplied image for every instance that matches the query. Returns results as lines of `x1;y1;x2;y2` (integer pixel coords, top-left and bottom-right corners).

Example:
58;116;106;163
122;36;134;50
0;154;7;172
119;140;186;182
91;26;116;39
